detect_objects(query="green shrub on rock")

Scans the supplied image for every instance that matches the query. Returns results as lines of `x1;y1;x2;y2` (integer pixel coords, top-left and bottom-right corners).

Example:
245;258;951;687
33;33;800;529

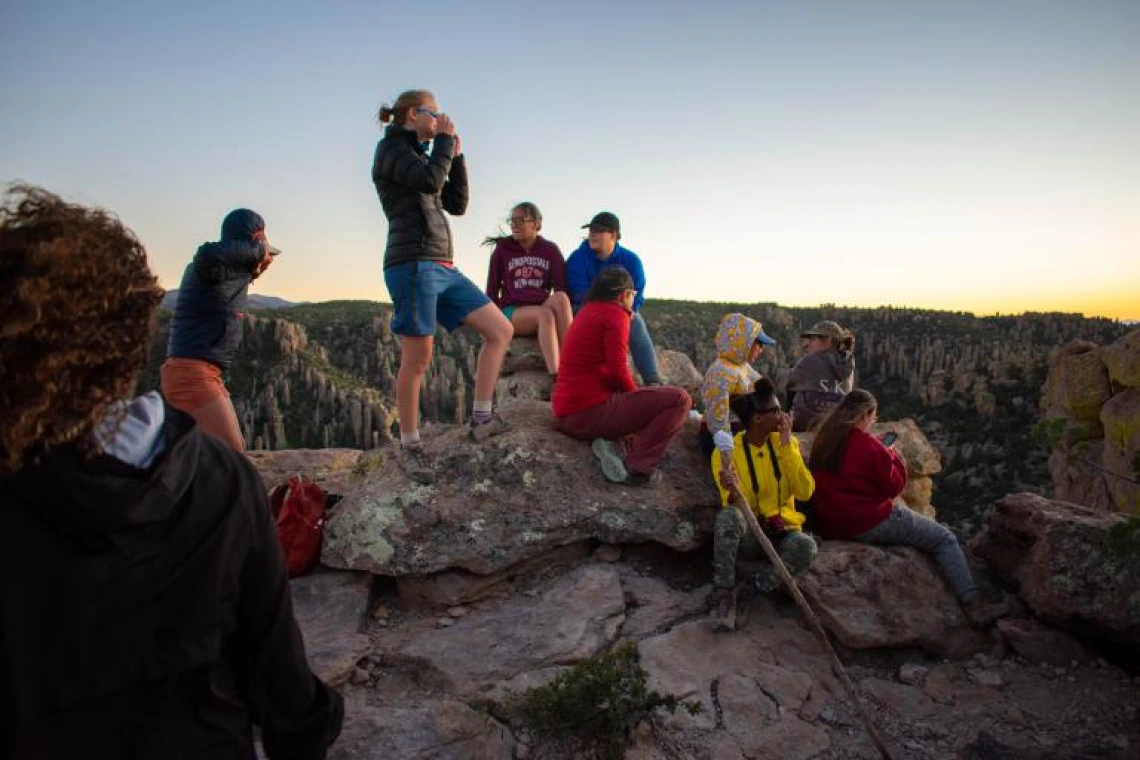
509;642;701;759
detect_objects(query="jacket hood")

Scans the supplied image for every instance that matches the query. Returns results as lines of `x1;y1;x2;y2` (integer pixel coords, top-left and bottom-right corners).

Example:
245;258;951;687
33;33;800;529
220;208;265;242
2;406;201;554
715;313;764;365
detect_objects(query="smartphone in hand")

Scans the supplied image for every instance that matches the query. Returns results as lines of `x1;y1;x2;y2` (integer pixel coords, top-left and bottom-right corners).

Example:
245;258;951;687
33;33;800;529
879;431;899;447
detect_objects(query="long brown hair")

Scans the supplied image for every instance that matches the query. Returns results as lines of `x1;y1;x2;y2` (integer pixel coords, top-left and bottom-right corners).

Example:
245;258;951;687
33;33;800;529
0;185;163;475
377;89;433;125
809;389;877;474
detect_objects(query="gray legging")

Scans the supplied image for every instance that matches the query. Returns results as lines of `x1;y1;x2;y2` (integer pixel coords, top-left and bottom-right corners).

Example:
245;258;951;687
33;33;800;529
854;500;977;603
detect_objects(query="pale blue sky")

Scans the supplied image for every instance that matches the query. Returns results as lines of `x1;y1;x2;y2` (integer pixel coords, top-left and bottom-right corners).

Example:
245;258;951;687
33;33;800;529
2;0;1137;317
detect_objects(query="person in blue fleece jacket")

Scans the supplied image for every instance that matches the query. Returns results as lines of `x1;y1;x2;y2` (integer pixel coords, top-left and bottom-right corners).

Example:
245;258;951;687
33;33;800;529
564;211;662;385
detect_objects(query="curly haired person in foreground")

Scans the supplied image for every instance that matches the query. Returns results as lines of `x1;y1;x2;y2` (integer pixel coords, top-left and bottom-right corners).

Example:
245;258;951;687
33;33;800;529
0;185;343;758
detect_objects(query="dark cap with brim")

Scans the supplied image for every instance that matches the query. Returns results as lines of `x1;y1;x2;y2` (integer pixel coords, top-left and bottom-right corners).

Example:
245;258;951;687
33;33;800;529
581;211;620;234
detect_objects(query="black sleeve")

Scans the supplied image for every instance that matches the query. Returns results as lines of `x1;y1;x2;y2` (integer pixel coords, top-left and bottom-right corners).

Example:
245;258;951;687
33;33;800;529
232;475;343;759
378;133;455;195
441;153;468;216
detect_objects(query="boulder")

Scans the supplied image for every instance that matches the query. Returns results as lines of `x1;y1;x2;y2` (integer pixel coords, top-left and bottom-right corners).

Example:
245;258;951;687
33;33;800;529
398;565;625;696
502;336;547;375
658;349;704;391
798;542;986;658
1048;440;1115;512
1100;389;1140;514
396;542;591;607
1041;340;1113;441
247;448;364;495
970;492;1140;645
996;618;1091;666
289;569;372;686
329;699;515;760
1102;329;1140;389
636;620;832;758
321;399;715;576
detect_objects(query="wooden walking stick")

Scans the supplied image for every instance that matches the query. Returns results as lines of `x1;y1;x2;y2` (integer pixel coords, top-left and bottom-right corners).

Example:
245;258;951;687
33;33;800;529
721;451;893;760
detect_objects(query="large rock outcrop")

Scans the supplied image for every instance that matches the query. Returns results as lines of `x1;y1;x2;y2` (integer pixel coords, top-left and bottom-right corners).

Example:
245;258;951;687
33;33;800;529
1040;329;1140;514
799;542;986;657
321;399;716;576
969;492;1140;645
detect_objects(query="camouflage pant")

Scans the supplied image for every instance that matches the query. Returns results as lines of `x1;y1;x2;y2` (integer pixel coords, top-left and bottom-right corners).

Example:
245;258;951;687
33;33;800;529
713;507;818;591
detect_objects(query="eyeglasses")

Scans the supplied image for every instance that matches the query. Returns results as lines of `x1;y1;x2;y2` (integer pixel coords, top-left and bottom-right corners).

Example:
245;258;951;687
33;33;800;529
508;216;535;226
415;107;441;118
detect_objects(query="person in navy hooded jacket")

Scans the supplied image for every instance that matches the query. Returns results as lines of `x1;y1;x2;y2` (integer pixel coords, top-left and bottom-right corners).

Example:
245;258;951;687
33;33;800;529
162;207;279;451
565;211;662;385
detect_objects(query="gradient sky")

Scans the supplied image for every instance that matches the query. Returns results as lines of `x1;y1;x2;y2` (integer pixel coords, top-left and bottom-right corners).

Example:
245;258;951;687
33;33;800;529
2;1;1137;319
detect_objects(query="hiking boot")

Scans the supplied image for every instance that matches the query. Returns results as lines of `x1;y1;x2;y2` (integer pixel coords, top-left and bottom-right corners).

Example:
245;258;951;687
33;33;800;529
964;590;1011;629
396;444;435;484
752;567;782;594
709;586;738;633
621;469;663;488
592;438;629;483
468;412;509;442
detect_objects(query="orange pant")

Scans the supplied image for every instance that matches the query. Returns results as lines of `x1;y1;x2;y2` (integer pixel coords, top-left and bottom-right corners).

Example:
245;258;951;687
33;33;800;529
160;358;245;451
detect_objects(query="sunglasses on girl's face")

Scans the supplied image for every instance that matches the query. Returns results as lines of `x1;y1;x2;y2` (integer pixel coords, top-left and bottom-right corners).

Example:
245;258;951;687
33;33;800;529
415;107;441;118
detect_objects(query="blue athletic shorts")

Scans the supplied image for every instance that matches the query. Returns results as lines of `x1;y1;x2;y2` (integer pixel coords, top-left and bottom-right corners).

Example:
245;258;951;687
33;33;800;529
384;261;491;336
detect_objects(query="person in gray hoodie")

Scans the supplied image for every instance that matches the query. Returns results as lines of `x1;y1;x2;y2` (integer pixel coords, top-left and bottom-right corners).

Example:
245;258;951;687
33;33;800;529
787;320;855;432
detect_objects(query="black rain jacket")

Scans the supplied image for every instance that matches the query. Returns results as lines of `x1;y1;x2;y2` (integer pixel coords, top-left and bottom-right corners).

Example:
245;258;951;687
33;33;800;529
0;406;343;759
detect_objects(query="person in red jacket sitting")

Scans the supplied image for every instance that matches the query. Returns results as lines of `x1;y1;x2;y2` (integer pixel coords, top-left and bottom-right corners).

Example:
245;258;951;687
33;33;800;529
552;267;691;487
808;390;1008;627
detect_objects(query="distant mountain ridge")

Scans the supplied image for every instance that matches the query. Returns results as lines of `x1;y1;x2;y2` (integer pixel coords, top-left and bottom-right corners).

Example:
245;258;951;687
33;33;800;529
160;290;296;311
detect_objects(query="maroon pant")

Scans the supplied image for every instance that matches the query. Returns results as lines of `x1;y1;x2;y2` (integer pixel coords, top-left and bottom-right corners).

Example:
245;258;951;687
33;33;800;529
555;387;692;474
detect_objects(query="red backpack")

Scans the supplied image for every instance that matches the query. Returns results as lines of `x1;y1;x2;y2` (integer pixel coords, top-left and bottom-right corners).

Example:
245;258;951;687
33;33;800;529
267;476;329;578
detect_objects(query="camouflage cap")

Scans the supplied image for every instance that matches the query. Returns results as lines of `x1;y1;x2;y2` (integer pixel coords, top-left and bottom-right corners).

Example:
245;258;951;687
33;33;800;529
799;320;847;340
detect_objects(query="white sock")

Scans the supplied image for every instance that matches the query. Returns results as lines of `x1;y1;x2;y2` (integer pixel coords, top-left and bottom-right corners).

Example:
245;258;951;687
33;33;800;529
401;430;421;446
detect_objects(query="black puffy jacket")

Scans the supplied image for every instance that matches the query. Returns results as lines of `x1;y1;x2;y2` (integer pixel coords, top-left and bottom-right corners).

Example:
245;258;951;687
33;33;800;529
166;239;263;369
371;125;468;269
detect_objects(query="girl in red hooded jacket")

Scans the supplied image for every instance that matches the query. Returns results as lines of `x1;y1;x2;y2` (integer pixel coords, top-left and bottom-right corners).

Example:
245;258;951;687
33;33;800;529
808;390;1008;627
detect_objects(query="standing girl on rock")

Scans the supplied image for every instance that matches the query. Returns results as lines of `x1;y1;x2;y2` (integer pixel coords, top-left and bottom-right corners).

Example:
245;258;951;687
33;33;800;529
372;89;513;479
484;202;572;378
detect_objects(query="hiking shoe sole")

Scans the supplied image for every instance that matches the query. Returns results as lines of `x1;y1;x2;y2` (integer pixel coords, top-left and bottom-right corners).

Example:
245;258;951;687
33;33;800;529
592;438;629;483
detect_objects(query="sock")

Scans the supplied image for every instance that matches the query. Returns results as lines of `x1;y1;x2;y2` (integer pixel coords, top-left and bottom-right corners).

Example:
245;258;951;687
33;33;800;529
472;399;493;424
401;430;421;446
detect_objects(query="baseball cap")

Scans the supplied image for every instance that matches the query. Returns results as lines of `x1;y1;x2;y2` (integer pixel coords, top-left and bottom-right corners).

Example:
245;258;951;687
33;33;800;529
581;211;620;235
800;320;846;340
754;327;778;346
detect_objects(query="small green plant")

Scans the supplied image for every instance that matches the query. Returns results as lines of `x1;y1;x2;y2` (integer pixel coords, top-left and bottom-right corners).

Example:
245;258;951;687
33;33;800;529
1030;416;1069;449
509;642;701;759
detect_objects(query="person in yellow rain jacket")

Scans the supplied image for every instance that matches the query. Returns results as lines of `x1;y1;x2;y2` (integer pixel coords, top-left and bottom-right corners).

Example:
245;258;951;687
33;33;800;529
707;376;818;632
698;313;778;459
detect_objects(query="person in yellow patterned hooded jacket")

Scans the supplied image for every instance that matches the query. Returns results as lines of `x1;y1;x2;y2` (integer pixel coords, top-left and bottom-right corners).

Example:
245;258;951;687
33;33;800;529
698;313;778;465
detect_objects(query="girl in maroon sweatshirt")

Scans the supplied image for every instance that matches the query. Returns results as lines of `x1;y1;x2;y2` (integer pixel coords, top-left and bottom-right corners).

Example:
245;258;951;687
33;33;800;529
485;202;572;377
809;390;1009;627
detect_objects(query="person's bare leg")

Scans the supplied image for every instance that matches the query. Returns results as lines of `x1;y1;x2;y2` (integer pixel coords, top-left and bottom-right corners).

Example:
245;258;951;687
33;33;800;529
189;395;246;451
396;335;434;437
511;305;558;374
546;291;573;345
464;303;514;407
